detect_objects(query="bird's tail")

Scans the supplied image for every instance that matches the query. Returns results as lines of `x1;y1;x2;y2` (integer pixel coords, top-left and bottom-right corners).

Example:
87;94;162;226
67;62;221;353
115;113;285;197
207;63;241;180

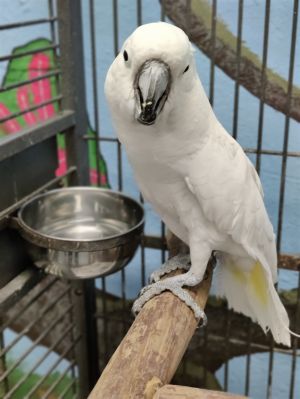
215;254;291;347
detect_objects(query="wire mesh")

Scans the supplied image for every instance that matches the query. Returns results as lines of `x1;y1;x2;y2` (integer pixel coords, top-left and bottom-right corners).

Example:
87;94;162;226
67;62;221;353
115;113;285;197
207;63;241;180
0;277;79;399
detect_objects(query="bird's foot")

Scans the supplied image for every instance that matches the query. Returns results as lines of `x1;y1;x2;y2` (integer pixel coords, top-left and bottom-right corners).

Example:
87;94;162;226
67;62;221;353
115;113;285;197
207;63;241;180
149;253;191;283
132;271;207;325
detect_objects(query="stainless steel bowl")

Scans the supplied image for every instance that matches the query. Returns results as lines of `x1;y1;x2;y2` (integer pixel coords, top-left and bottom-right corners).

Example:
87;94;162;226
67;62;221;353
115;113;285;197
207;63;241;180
17;187;144;279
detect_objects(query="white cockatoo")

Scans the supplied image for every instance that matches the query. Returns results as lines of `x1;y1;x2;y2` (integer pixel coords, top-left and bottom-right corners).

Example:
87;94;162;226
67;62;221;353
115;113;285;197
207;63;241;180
105;22;295;346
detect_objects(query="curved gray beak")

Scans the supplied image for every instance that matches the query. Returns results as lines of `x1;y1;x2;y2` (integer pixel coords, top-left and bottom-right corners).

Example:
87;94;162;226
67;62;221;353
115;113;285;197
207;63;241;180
134;60;170;125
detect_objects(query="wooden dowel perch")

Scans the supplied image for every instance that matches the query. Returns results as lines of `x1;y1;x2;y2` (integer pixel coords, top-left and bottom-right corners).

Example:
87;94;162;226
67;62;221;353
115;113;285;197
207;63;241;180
88;234;214;399
153;385;247;399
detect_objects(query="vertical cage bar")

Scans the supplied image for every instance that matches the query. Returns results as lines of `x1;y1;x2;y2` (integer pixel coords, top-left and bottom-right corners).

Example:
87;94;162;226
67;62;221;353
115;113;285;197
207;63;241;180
136;1;146;288
113;0;123;196
137;0;142;26
232;0;244;140
266;339;274;399
271;2;298;396
276;0;299;253
255;0;271;174
89;0;102;186
289;271;300;399
0;324;9;396
57;0;89;185
208;0;218;390
140;196;146;288
117;143;123;191
48;0;62;111
70;281;99;397
245;2;271;394
112;0;127;337
244;322;252;396
161;3;166;21
202;327;208;388
88;0;109;373
223;309;232;391
67;285;77;398
83;279;100;385
57;0;100;395
223;1;244;391
100;277;110;368
88;0;109;371
141;240;146;287
161;222;166;263
160;2;166;265
209;0;217;105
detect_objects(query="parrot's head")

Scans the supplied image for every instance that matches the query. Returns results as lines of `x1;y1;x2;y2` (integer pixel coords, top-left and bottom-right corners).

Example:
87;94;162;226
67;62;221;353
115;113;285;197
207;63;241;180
105;22;196;127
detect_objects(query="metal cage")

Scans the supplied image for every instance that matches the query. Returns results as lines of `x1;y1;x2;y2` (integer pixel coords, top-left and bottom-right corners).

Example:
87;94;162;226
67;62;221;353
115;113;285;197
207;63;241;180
0;1;299;398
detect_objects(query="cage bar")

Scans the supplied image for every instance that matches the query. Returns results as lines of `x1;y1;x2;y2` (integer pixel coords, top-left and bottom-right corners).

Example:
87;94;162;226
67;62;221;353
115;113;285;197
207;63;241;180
289;271;300;399
255;0;271;174
269;1;299;396
209;0;217;105
0;95;62;124
0;325;9;395
0;110;73;163
40;359;77;399
57;379;77;399
25;336;80;398
0;17;57;31
0;286;71;360
89;0;102;187
276;0;299;253
0;166;76;225
48;0;62;112
0;304;73;381
0;44;58;62
56;2;100;392
0;69;60;93
5;323;75;398
232;0;244;140
0;276;56;333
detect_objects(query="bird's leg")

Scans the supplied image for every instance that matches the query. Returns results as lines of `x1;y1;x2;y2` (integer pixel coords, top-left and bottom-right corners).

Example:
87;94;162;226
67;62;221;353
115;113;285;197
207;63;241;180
132;241;211;324
149;253;191;283
132;270;207;323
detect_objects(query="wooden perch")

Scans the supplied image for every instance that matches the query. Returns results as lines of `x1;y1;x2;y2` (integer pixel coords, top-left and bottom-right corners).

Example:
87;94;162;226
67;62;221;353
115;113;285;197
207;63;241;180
161;0;300;123
153;385;247;399
88;233;214;398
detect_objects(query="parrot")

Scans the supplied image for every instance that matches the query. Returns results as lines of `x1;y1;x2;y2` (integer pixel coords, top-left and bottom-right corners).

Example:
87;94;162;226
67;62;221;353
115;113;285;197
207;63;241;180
105;21;297;346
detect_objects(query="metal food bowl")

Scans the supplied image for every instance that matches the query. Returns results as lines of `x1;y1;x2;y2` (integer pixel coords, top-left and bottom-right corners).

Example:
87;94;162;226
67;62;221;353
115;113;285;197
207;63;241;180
17;187;144;279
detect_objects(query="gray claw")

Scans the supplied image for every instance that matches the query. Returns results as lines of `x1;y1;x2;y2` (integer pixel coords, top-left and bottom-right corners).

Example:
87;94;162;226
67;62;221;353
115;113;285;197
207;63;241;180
139;283;153;296
132;279;207;326
149;253;191;283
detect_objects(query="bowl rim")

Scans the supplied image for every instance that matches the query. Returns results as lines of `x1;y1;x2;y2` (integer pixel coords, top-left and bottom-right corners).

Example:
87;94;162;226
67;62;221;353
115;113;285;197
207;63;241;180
17;186;145;251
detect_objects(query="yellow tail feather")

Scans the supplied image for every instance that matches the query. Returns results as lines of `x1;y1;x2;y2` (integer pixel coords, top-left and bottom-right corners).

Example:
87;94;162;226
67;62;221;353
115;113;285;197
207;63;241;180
217;255;291;346
229;261;268;305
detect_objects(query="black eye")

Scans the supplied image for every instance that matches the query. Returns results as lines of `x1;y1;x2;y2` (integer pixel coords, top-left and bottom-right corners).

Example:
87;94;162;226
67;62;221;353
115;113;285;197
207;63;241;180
123;50;129;62
183;65;189;73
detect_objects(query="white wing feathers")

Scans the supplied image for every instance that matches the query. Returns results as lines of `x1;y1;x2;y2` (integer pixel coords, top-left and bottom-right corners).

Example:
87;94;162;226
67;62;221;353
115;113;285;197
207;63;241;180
185;131;277;282
246;156;264;198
